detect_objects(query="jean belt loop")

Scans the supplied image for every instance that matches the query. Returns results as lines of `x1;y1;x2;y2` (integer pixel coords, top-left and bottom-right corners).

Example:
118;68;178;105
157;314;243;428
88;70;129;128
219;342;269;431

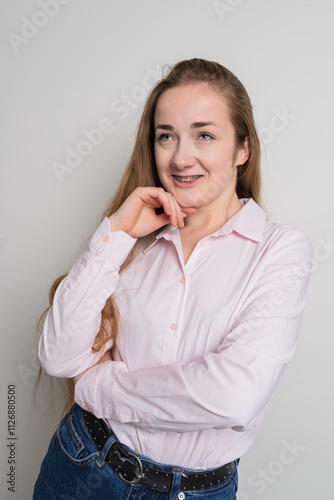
96;435;118;468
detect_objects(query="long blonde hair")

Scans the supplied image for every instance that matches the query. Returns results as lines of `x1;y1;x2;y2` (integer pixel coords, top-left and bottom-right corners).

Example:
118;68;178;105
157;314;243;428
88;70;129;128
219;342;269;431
35;58;262;414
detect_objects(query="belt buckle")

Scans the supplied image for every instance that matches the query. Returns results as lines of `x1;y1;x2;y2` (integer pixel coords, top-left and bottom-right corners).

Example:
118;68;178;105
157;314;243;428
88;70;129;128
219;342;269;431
118;452;143;485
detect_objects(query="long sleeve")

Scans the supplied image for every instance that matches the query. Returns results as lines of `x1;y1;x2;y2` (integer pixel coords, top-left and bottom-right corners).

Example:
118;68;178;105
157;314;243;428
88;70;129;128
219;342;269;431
75;226;313;433
38;217;137;378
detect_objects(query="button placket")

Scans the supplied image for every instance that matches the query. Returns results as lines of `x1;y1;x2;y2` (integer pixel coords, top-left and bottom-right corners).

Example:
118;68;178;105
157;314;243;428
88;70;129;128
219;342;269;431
160;271;187;365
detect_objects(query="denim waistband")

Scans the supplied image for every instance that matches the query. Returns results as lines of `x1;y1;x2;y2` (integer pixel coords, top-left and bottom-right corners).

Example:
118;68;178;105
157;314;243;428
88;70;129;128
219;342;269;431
75;403;240;474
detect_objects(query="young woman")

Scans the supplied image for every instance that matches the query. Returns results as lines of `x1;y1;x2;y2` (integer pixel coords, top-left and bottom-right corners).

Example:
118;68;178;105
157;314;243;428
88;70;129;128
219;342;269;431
33;58;313;499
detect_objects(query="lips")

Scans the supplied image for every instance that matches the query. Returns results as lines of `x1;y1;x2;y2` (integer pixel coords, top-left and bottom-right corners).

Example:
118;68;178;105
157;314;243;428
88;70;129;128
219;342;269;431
173;175;203;182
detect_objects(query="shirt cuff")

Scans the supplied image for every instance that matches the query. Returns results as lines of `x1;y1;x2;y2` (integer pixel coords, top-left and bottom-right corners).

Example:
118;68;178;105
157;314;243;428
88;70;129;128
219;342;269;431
88;216;138;270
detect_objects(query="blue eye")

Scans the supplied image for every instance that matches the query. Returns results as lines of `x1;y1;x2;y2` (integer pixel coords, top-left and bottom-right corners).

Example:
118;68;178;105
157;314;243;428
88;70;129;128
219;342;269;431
199;132;213;140
158;133;171;141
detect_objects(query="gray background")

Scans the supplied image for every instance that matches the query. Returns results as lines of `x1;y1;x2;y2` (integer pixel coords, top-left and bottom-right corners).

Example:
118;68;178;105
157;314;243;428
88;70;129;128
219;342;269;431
1;0;333;498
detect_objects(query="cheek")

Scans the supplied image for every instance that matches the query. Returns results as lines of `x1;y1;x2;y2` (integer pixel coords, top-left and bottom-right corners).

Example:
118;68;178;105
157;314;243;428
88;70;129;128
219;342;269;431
154;148;169;174
207;159;236;189
211;170;230;188
209;147;238;173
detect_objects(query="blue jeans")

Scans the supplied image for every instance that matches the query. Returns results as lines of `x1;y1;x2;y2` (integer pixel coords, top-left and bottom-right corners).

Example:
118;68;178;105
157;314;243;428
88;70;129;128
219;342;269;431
33;404;239;499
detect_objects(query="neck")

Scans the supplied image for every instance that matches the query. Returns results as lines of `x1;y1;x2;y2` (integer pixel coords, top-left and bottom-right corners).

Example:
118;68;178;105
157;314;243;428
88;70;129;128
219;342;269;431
182;193;243;233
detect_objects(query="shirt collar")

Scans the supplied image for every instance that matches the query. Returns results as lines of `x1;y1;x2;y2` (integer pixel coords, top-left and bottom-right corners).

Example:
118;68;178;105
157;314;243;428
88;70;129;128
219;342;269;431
143;198;266;254
214;197;266;241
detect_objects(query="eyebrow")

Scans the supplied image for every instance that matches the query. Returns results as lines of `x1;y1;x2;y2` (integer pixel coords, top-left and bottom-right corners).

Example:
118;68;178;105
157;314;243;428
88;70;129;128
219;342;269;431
155;121;217;131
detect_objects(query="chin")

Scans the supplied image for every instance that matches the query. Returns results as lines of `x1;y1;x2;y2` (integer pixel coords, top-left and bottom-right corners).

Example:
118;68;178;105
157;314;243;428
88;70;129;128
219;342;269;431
173;194;196;208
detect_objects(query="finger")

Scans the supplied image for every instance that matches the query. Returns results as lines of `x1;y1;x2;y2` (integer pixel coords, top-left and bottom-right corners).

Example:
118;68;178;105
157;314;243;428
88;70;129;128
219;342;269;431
155;189;173;216
156;212;171;229
160;192;175;225
179;206;198;214
169;194;183;226
167;195;177;226
175;200;186;227
181;210;193;218
138;188;171;214
172;200;197;225
161;195;172;216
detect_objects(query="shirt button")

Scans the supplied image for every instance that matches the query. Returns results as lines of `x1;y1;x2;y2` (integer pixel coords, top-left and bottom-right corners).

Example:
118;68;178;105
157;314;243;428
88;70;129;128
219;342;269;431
200;239;206;246
101;235;109;243
179;276;185;284
178;493;185;500
170;323;178;331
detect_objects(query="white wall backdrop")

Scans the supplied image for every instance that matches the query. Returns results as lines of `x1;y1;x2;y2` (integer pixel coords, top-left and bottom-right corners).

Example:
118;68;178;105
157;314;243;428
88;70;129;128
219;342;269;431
1;0;333;498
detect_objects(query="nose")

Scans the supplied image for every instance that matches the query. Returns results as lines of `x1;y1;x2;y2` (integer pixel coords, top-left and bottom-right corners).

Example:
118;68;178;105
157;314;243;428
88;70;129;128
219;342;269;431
171;138;196;170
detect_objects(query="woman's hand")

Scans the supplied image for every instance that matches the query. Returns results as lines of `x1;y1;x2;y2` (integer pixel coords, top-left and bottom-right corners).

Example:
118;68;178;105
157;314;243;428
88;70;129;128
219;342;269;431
72;350;113;386
108;187;197;239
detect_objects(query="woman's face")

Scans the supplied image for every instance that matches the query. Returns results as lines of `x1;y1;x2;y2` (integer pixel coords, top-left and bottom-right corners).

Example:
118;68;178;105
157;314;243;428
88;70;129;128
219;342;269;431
154;83;249;211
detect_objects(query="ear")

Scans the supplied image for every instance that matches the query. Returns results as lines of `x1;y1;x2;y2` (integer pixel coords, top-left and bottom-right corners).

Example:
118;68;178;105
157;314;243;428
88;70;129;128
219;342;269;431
236;136;250;166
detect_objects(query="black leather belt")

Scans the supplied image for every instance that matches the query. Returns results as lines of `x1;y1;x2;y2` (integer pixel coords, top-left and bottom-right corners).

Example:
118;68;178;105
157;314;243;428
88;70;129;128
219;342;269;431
82;409;235;492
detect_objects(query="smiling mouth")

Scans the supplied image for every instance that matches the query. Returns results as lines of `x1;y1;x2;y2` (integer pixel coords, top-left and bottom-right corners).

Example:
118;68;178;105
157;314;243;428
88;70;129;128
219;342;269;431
173;175;203;182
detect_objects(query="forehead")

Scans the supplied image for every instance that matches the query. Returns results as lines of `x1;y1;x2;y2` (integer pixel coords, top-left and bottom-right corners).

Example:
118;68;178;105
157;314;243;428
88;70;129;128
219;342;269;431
154;83;230;124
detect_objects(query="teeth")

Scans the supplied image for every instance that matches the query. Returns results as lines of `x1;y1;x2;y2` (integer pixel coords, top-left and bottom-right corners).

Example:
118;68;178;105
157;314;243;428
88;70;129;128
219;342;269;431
174;175;201;182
